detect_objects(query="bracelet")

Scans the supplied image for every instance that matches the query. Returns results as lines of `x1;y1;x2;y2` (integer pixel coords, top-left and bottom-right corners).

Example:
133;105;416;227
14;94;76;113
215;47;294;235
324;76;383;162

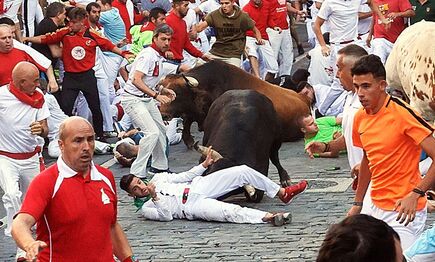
352;201;363;207
153;92;158;99
412;188;425;197
122;255;139;262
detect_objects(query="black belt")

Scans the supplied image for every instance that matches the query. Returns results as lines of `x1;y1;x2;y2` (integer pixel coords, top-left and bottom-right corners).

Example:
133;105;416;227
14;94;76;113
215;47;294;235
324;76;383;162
182;188;190;204
124;89;149;98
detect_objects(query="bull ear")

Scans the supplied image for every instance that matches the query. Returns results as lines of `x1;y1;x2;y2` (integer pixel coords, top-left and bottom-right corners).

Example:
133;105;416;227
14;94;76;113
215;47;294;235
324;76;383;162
185;76;199;88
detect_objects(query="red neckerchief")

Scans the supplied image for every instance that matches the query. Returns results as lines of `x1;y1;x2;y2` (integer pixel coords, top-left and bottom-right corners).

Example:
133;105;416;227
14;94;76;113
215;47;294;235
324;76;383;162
140;21;156;33
8;82;45;109
151;42;166;57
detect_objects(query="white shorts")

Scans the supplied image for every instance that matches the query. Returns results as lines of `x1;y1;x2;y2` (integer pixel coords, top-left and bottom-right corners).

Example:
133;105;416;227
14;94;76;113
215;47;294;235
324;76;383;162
245;36;278;74
366;204;427;250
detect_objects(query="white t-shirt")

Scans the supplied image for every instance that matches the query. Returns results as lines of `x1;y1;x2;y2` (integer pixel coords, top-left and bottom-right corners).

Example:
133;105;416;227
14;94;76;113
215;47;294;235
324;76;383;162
0;86;50;153
124;47;178;96
358;3;372;35
317;0;366;44
342;91;363;168
308;46;333;86
198;0;221;14
0;0;23;23
44;93;68;142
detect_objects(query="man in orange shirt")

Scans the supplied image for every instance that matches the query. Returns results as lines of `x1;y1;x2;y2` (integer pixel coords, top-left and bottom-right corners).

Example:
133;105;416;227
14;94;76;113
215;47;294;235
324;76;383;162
347;54;435;250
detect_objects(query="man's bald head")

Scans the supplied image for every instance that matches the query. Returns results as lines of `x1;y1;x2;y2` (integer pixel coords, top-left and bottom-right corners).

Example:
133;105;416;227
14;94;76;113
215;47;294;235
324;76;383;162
59;116;94;141
12;62;40;95
58;117;96;173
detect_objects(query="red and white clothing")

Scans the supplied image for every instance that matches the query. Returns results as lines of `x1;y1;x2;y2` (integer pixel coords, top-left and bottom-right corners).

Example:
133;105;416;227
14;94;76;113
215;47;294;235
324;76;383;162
267;0;294;75
112;0;143;42
0;0;23;23
0;40;51;86
371;0;412;64
166;10;204;61
122;47;178;177
0;85;49;237
19;158;117;261
40;27;116;73
22;0;44;37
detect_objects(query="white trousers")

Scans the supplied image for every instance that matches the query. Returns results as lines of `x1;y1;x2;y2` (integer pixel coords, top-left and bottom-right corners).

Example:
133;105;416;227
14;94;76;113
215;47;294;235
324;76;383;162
166;118;182;146
267;28;294;76
372;37;394;64
245;36;279;75
366;204;427;250
0;155;39;236
184;165;281;223
96;75;115;132
121;94;168;177
100;53;123;102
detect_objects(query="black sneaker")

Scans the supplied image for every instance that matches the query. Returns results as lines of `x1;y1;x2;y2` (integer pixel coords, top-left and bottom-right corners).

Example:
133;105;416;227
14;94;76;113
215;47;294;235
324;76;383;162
148;167;173;175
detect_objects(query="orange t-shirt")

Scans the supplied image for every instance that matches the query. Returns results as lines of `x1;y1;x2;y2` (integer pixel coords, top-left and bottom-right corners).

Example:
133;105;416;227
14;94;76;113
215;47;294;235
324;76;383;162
352;96;433;211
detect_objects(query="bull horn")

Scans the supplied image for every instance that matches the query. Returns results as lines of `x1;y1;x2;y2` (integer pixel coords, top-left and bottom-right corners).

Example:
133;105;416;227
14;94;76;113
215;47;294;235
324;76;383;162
185;76;199;88
194;142;223;161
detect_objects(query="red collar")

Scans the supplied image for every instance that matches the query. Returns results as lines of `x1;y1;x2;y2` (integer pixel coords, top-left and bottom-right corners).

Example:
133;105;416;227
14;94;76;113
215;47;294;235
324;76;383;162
151;42;166;57
140;21;156;32
8;82;45;109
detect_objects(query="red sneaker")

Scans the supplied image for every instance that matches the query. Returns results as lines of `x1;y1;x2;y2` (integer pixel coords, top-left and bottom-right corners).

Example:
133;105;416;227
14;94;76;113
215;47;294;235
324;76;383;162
279;180;308;205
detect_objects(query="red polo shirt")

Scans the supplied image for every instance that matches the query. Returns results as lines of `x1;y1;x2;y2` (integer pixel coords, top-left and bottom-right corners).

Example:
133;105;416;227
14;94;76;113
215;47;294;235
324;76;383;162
243;0;277;40
166;10;204;60
41;27;116;73
19;159;118;262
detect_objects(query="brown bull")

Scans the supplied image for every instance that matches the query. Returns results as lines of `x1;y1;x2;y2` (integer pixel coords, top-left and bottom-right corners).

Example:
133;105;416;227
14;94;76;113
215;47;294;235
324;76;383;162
159;60;311;148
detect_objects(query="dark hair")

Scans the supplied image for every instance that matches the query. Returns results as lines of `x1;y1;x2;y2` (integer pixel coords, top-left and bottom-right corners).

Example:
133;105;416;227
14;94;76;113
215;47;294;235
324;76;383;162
86;2;101;13
46;2;66;18
38;78;48;92
99;0;113;5
172;0;186;4
116;142;136;159
120;174;136;193
351;54;386;80
317;214;400;262
67;7;87;21
292;69;310;85
149;7;167;21
295;81;312;93
153;23;173;38
0;17;15;26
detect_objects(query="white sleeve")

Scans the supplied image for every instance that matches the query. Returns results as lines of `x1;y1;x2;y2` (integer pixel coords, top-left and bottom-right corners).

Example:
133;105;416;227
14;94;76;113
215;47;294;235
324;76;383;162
13;40;51;69
35;3;44;24
140;197;173;221
317;0;332;20
37;91;51;122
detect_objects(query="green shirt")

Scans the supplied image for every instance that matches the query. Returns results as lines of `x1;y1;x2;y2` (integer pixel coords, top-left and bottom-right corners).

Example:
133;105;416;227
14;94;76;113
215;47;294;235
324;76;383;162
304;116;342;146
130;25;153;55
409;0;435;24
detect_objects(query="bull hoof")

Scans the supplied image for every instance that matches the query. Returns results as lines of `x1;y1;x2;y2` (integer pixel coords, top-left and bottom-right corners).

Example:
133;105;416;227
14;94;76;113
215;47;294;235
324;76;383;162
280;179;292;188
245;190;264;203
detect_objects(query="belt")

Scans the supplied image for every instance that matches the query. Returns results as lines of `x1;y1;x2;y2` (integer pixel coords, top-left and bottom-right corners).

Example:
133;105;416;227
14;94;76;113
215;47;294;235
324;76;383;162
0;146;41;160
182;187;190;204
338;39;354;45
124;89;150;98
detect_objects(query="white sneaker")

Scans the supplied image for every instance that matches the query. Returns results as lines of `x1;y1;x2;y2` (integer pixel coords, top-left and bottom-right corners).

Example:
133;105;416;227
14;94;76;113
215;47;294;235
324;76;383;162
15;248;26;262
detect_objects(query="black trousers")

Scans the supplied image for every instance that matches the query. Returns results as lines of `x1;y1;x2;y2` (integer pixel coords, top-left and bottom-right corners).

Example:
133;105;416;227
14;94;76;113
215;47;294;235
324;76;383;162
61;69;104;137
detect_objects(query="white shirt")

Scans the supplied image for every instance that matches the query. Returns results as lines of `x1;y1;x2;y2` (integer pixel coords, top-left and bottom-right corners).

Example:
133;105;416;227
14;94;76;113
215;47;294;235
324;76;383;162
124;47;178;96
198;0;221;14
342;91;363;168
0;0;23;23
358;3;372;35
0;86;50;153
317;0;366;44
140;164;207;221
313;84;346;117
308;46;333;86
44;93;68;142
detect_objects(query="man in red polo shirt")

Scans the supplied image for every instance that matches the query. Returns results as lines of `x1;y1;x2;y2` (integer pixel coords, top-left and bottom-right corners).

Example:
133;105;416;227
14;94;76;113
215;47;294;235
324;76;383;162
23;7;133;140
166;0;211;64
12;116;137;262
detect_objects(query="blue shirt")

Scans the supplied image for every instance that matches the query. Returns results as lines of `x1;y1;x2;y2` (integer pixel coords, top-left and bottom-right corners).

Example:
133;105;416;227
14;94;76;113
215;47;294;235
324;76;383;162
99;8;126;44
